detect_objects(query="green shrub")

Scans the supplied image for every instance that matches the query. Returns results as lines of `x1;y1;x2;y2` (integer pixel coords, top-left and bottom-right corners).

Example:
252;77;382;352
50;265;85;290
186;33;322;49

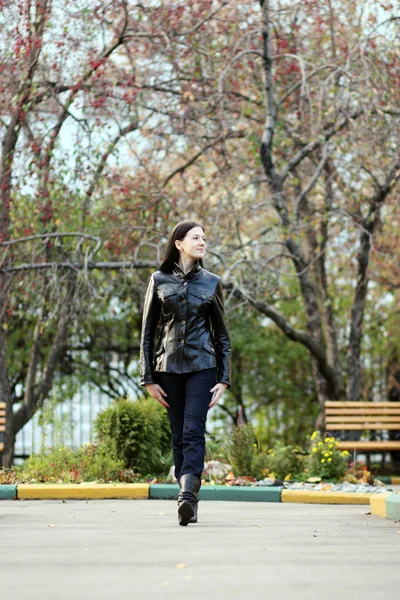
264;443;305;480
83;444;125;482
307;431;349;480
94;397;171;474
251;451;270;480
224;423;258;477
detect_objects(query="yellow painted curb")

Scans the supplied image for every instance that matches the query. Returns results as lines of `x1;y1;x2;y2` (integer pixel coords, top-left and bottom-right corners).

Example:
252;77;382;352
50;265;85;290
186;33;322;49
391;476;400;485
17;484;149;500
370;494;388;518
281;490;371;505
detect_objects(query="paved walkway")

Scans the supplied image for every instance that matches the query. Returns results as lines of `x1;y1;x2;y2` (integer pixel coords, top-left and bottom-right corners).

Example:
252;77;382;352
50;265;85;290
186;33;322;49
1;500;399;599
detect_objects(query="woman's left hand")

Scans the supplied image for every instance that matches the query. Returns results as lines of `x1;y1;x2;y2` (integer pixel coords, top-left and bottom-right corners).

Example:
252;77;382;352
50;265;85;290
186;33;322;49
209;383;228;408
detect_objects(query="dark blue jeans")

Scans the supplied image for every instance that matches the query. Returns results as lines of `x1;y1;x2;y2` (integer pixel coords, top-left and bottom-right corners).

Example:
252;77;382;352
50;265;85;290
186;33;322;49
155;368;217;482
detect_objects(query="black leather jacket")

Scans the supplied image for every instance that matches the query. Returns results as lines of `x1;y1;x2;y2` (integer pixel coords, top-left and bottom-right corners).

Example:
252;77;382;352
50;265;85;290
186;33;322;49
140;262;231;387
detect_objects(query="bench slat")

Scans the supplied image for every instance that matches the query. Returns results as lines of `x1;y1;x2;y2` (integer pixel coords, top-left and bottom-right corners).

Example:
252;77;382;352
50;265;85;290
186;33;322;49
326;416;400;423
327;423;400;430
326;408;400;415
0;402;6;409
0;425;5;432
0;418;6;424
326;402;398;408
336;441;400;450
0;442;3;452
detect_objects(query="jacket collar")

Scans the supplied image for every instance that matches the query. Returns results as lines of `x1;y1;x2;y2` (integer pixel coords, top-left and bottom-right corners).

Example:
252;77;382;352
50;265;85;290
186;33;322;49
172;261;201;280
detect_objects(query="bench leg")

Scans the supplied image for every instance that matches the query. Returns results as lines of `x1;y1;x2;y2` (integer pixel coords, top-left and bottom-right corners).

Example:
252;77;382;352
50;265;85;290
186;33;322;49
380;452;385;472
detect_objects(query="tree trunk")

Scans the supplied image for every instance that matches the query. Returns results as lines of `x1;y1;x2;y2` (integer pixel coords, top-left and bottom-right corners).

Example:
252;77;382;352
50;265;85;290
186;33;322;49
0;327;14;467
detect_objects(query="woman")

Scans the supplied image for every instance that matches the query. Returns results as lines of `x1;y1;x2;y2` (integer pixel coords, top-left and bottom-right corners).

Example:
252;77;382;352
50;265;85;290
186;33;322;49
140;221;231;526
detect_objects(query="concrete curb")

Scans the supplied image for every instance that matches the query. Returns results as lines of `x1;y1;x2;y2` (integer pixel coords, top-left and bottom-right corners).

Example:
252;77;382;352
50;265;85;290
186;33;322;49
17;483;149;500
149;484;282;502
0;484;396;506
375;476;400;485
0;485;17;500
370;494;388;518
281;490;372;504
371;492;400;520
387;494;400;520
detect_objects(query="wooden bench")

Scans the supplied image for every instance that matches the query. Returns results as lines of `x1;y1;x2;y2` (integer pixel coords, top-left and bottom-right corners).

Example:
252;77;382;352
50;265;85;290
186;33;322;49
0;401;5;459
325;401;400;460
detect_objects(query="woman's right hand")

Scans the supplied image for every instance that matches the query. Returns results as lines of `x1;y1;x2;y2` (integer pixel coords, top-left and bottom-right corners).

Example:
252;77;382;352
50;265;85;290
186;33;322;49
145;383;170;408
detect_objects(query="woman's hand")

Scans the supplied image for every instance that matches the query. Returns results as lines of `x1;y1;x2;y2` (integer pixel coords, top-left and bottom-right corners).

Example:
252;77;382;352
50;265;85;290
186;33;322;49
145;383;170;408
209;383;228;409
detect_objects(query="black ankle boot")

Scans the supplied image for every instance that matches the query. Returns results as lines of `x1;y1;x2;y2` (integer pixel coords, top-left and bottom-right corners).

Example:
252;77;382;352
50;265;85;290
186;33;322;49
189;500;198;524
177;474;200;526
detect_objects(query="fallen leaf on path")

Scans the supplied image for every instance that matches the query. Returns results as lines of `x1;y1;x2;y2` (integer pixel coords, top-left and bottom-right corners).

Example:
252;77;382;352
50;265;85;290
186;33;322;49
176;563;187;569
48;524;55;528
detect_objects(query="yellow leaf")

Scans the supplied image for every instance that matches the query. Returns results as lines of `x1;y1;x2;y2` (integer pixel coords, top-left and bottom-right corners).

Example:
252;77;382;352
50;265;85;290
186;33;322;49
2;323;8;330
55;218;61;225
284;474;292;481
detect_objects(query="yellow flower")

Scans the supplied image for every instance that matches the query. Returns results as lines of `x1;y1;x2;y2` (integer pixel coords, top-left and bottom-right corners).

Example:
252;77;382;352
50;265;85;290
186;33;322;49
311;431;317;441
324;452;330;457
321;458;325;463
312;447;317;453
342;450;349;456
329;444;334;449
328;458;332;462
318;442;323;447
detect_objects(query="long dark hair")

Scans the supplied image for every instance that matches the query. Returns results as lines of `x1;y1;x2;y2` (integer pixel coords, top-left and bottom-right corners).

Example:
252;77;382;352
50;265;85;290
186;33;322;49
159;221;205;272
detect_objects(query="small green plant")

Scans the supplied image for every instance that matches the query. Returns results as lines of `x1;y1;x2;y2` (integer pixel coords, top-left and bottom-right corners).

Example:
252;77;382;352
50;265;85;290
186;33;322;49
307;431;349;480
205;437;227;463
18;443;125;483
94;396;171;474
264;443;305;480
83;444;125;482
16;396;125;483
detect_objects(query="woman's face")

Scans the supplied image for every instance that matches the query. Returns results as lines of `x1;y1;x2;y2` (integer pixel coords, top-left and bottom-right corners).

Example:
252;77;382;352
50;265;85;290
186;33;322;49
176;226;206;261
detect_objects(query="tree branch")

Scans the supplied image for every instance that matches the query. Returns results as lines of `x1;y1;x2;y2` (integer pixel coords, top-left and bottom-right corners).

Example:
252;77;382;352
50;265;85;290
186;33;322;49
232;285;340;395
162;131;245;188
278;108;364;184
13;277;76;434
346;155;400;401
82;119;139;224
